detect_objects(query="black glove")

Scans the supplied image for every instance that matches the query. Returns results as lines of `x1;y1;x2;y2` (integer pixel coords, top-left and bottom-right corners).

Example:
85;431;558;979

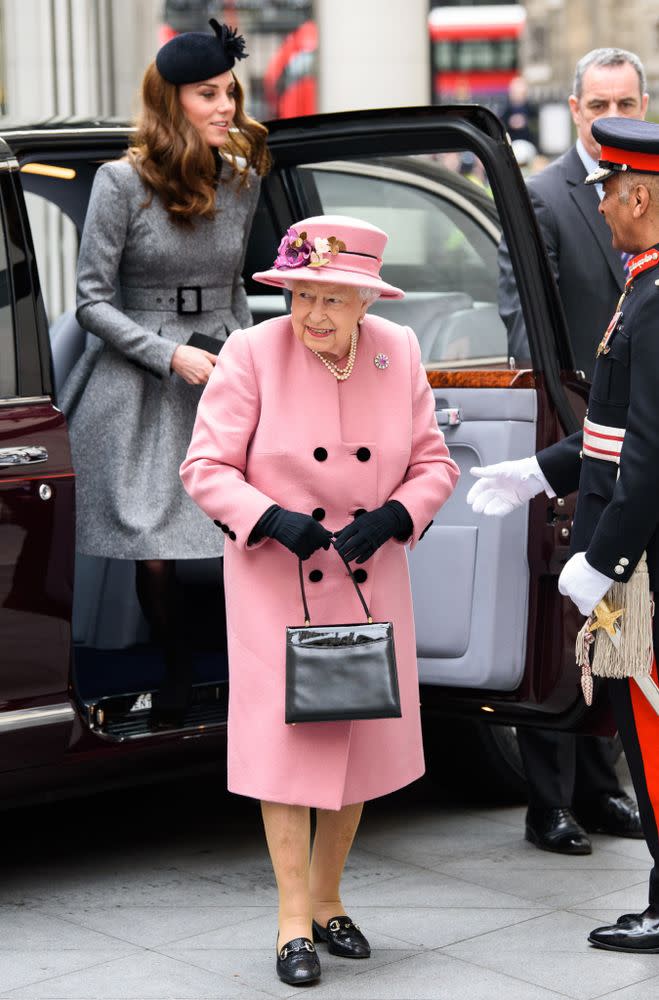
333;501;413;564
250;505;333;560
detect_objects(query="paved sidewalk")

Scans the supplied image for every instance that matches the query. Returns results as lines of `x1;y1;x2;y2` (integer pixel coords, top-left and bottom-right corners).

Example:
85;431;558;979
0;769;656;999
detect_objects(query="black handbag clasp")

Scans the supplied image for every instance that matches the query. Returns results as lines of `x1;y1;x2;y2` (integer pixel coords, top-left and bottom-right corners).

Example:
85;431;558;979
177;285;202;314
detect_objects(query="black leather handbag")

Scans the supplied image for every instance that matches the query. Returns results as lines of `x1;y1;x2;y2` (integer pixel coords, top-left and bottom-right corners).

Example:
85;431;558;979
285;551;401;724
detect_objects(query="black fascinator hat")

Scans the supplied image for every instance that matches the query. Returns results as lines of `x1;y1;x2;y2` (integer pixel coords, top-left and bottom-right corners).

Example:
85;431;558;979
156;18;248;85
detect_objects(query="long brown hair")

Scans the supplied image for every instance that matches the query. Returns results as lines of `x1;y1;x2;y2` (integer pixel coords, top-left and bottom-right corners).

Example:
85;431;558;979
128;62;271;224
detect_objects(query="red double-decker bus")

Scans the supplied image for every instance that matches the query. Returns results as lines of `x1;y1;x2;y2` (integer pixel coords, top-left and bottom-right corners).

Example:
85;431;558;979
429;4;526;104
263;19;317;120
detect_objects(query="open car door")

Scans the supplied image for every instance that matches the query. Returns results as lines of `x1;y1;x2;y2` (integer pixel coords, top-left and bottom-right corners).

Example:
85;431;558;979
245;105;592;731
3;108;595;760
0;137;76;769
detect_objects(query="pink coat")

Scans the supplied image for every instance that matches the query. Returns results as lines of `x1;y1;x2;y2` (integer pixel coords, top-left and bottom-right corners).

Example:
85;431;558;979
180;314;459;809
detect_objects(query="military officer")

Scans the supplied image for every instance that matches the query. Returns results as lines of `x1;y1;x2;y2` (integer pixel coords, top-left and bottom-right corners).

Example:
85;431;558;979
468;116;659;953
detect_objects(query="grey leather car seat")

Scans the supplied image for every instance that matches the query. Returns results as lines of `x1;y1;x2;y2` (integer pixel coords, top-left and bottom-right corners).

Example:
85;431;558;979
49;309;90;395
429;302;507;364
370;291;473;361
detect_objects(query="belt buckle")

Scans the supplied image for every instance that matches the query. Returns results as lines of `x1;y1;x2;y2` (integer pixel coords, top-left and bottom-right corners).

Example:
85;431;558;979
177;285;202;314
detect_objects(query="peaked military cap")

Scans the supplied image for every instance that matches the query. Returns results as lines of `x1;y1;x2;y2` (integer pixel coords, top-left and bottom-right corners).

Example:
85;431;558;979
585;117;659;185
156;18;247;85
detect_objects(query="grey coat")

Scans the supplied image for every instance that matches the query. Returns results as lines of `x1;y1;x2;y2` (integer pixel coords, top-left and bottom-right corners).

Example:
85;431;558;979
61;157;260;559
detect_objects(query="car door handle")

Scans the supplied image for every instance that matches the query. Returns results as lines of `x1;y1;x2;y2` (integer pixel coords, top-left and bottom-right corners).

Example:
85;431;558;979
436;407;462;427
0;445;49;467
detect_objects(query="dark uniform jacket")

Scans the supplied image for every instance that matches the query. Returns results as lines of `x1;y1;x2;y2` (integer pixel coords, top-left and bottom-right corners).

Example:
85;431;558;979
537;246;659;640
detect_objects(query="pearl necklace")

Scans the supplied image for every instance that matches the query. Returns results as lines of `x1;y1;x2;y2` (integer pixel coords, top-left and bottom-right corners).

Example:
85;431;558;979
310;328;358;381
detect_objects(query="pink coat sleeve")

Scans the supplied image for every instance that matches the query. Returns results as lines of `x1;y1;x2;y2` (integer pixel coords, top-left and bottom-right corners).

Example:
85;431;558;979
179;329;275;551
388;328;460;548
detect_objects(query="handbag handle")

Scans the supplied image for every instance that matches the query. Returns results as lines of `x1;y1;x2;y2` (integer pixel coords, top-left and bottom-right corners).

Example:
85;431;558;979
298;546;373;626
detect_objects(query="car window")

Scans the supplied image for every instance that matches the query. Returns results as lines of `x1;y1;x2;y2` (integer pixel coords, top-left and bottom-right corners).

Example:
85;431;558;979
299;155;517;370
21;179;85;398
0;216;15;398
23;192;78;324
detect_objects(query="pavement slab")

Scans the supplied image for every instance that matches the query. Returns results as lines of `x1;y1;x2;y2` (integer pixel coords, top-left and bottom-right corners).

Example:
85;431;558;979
0;951;269;1000
37;904;275;949
442;909;659;1000
157;944;416;998
1;769;657;1000
294;950;572;1000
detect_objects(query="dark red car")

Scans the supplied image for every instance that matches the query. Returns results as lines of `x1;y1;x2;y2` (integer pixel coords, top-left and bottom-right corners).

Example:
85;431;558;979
0;107;593;806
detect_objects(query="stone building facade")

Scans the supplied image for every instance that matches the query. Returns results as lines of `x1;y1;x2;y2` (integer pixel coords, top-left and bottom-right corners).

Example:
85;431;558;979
522;0;659;104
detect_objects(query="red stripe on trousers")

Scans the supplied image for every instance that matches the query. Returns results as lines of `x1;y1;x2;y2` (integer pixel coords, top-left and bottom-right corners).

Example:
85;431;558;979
630;657;659;828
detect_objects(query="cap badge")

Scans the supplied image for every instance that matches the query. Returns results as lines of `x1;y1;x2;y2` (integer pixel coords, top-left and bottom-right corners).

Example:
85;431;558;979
374;353;389;370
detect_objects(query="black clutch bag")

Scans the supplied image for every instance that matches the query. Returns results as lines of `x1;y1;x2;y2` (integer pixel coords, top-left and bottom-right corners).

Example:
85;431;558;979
285;550;401;724
186;331;226;355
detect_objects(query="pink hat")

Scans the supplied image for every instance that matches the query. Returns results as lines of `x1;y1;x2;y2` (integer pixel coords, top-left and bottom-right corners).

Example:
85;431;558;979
252;215;405;300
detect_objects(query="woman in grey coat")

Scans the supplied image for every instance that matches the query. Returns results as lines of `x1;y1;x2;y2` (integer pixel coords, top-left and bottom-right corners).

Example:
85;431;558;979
61;20;270;726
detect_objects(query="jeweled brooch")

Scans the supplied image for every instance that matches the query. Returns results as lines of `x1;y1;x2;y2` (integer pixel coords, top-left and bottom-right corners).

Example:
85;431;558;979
374;353;389;369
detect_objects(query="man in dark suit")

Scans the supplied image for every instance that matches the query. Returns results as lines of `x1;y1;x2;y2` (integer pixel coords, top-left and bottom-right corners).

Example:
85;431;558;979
498;48;648;854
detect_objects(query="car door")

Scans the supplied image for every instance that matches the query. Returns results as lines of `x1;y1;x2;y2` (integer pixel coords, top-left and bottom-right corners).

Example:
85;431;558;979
3;111;592;742
245;106;591;729
0;137;76;769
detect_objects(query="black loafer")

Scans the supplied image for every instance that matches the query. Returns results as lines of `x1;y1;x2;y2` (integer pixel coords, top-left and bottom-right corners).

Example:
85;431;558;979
589;909;659;952
312;915;371;958
276;937;321;985
525;807;592;855
577;792;644;839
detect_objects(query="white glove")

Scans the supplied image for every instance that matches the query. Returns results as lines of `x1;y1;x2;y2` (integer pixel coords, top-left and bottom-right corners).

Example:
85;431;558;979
466;456;554;517
558;552;613;616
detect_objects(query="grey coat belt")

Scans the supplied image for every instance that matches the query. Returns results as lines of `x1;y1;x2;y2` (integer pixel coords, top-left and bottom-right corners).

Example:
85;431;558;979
121;284;233;313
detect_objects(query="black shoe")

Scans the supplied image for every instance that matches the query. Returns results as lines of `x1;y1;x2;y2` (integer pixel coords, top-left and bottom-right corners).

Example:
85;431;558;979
589;908;659;952
525;807;592;855
276;937;321;985
312;915;371;958
577;792;644;839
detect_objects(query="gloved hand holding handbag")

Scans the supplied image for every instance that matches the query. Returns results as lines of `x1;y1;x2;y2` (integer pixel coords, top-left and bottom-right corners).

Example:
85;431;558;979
251;505;333;560
333;501;412;564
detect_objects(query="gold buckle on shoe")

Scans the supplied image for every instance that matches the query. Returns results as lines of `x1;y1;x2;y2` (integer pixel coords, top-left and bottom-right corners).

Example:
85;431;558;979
280;940;316;959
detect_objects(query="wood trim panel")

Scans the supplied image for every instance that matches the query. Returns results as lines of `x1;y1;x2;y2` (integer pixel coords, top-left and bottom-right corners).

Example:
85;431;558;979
426;370;537;389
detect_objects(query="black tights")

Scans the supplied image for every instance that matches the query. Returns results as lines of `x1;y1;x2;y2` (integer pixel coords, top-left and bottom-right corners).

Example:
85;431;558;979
135;559;191;711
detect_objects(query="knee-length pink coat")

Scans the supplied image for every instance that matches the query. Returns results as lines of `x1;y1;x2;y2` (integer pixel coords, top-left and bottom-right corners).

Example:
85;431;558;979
180;313;459;809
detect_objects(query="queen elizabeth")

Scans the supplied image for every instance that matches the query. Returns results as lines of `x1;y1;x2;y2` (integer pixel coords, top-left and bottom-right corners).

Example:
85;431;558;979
180;215;459;986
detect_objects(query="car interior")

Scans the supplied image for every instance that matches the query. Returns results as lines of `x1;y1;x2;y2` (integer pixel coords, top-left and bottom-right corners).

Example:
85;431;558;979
18;143;534;738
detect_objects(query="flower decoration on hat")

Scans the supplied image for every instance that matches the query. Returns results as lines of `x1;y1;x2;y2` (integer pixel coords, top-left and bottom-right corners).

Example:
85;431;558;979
309;235;346;267
273;229;347;270
273;228;312;269
209;19;248;61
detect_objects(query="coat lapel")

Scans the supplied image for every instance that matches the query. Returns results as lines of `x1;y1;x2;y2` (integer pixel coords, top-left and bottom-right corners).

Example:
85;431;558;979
565;146;625;292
